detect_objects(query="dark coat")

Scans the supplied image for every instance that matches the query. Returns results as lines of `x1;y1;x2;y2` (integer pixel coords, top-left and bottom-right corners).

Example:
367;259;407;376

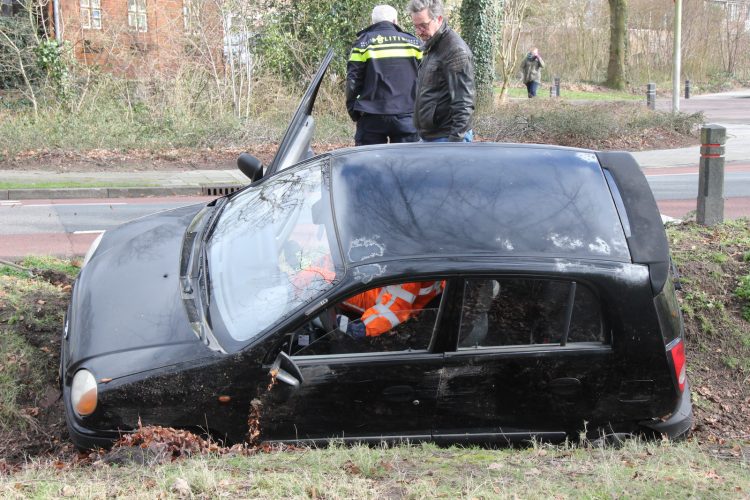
413;22;475;141
346;21;422;120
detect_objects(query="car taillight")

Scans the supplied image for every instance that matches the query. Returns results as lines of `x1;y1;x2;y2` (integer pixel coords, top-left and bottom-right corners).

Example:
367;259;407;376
669;339;687;393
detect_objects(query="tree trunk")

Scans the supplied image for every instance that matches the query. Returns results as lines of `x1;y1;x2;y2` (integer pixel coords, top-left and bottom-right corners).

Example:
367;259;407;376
460;0;496;109
494;0;528;105
605;0;627;90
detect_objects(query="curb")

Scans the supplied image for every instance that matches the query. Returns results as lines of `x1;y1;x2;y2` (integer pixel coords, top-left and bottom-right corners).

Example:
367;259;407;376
0;185;230;200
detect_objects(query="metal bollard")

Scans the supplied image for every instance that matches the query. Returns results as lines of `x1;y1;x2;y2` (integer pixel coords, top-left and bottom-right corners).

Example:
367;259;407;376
554;77;561;97
696;124;726;226
646;83;656;110
685;79;691;99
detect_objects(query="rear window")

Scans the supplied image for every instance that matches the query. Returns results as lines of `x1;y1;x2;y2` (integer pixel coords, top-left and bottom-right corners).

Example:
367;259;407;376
458;278;604;349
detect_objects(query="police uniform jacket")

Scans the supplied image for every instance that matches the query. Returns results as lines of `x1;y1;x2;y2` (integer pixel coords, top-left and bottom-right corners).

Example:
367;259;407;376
346;21;422;120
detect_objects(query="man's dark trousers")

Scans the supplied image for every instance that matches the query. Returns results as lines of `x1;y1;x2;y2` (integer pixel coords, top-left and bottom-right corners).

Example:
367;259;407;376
355;113;419;145
525;81;540;98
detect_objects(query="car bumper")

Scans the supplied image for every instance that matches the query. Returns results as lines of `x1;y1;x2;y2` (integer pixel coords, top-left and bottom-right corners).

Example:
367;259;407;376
640;380;694;439
61;379;124;450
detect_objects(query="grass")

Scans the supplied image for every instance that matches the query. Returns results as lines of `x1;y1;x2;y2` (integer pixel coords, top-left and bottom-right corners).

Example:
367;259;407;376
667;219;750;374
502;85;642;101
475;99;702;148
1;440;748;498
735;274;750;321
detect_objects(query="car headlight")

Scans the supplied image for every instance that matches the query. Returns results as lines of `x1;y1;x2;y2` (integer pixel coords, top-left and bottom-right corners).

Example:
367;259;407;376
82;232;105;267
71;369;98;417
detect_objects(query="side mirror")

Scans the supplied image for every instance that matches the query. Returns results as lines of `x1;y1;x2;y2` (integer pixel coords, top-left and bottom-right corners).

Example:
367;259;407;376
237;152;263;182
269;351;304;388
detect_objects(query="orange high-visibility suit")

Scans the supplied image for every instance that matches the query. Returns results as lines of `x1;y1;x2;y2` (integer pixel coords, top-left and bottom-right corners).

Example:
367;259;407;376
342;281;443;337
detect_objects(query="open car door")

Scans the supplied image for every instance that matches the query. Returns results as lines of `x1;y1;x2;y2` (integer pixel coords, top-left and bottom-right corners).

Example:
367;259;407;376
264;49;335;177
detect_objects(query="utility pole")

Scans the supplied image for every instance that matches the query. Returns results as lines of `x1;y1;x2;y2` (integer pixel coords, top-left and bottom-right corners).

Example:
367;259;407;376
672;0;682;112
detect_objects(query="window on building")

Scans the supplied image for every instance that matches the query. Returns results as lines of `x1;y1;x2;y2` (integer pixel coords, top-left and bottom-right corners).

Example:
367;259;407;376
128;0;147;32
80;0;102;30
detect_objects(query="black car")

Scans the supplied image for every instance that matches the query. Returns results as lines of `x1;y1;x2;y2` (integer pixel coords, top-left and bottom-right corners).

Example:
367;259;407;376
61;50;692;450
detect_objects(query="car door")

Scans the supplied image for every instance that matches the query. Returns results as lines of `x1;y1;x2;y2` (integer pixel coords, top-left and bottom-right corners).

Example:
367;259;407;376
265;48;334;176
433;277;613;443
256;279;455;443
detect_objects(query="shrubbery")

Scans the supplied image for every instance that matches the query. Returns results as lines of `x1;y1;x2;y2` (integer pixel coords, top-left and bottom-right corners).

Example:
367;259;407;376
255;0;374;83
474;100;703;147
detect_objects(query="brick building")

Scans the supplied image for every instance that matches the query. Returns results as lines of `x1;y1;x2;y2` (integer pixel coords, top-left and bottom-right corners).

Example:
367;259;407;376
50;0;223;76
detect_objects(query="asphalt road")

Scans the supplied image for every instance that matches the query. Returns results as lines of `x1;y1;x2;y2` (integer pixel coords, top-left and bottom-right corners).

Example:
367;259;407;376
2;167;749;260
655;91;750;124
0;196;213;260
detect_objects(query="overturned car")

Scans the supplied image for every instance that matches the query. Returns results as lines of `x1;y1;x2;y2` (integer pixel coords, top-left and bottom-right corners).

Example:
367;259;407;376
61;50;692;449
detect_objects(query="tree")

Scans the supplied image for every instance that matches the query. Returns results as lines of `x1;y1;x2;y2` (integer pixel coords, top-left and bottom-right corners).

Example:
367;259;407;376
494;0;530;103
719;0;750;75
460;0;496;108
255;0;373;83
605;0;628;89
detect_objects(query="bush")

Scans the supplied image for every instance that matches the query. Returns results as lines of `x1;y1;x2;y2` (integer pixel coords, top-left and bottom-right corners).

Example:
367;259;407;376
0;14;42;90
255;0;376;83
474;100;703;148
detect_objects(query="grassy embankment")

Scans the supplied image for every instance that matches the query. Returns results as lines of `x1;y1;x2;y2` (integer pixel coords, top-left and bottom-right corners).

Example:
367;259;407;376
0;220;748;497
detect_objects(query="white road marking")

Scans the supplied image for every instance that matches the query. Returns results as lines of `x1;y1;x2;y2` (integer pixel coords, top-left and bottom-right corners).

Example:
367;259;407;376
0;201;21;206
73;230;106;235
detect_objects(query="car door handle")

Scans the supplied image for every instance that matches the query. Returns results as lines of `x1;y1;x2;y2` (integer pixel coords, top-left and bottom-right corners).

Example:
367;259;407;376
382;385;415;402
548;377;582;396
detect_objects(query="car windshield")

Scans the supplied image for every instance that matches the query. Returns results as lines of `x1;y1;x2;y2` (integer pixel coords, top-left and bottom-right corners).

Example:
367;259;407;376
207;163;337;342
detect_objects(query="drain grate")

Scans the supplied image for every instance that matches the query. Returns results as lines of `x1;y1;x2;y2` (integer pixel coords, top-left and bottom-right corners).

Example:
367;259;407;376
202;185;243;196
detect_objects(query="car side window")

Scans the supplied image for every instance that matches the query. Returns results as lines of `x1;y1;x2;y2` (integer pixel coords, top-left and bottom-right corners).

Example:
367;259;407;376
290;280;444;356
458;278;604;349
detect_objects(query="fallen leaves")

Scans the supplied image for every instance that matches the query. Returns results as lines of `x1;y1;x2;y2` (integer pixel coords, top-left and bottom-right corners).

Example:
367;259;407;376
114;423;223;461
343;460;361;475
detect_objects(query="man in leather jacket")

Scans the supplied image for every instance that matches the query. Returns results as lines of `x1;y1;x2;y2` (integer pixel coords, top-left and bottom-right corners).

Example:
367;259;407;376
346;5;423;145
407;0;475;142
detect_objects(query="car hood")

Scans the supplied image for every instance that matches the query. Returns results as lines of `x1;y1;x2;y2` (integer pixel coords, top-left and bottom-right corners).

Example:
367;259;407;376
65;203;215;380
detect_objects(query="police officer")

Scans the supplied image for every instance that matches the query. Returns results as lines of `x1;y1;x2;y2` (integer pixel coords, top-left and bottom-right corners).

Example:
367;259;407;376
346;5;422;145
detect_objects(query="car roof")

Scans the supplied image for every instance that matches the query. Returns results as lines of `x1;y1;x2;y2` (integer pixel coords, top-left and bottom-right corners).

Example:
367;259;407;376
329;143;633;266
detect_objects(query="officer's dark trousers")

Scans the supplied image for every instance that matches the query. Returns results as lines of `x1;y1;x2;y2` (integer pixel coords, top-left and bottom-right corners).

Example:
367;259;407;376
354;113;419;146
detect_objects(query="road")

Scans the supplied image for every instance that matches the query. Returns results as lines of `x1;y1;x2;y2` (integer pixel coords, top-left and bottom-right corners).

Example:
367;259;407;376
0;196;213;260
1;168;749;260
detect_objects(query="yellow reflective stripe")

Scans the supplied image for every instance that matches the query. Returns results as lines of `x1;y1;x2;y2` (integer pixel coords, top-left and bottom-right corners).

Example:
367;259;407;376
351;42;422;53
349;47;423;62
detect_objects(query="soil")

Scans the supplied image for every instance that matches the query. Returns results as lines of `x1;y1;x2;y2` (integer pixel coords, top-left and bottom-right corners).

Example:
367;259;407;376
0;221;746;471
0;130;697;174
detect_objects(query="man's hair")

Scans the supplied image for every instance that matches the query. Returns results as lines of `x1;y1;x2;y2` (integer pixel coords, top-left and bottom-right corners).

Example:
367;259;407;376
372;4;398;24
406;0;444;18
